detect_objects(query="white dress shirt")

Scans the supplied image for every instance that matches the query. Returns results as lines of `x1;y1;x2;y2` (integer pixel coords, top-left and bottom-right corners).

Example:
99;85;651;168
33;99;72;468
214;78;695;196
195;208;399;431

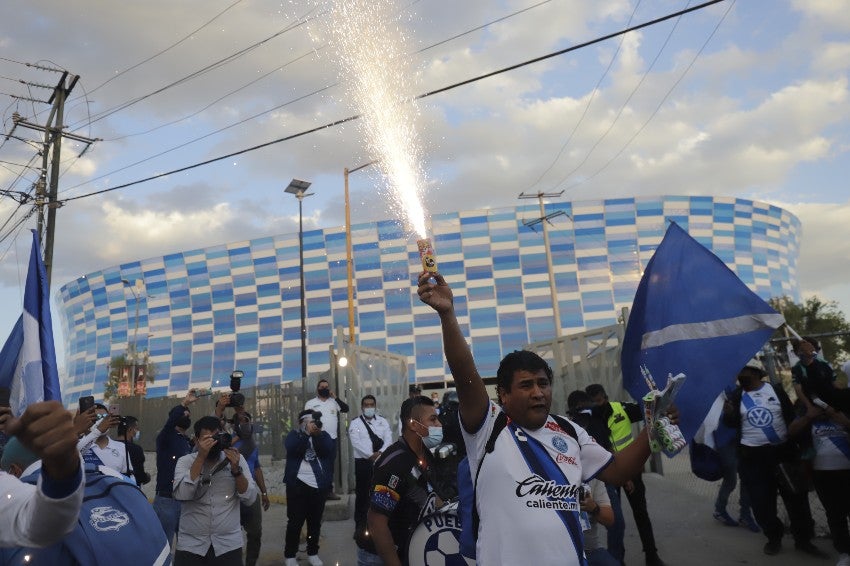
349;414;393;459
304;396;344;439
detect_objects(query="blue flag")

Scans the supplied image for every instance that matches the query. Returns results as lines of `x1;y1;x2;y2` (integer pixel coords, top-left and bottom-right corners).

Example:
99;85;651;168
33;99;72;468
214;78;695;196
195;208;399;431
0;230;61;415
621;222;784;443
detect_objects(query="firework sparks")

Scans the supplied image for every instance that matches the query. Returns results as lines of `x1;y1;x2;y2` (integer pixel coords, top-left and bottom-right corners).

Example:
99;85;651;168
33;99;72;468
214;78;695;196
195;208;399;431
320;0;429;238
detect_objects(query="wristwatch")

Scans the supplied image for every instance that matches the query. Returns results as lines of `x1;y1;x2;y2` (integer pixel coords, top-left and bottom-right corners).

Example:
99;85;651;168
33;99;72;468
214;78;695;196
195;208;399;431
231;466;243;477
589;503;600;516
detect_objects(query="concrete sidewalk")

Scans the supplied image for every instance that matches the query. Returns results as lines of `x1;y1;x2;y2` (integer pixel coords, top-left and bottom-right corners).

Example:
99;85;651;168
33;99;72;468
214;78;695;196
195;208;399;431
252;473;831;565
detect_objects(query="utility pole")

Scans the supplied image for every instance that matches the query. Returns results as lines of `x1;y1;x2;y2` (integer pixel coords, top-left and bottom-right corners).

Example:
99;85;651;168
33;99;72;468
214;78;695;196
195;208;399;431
519;191;569;339
7;71;98;285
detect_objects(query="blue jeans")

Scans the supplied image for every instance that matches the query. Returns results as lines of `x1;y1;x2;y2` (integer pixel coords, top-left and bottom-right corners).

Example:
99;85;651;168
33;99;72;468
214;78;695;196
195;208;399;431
153;495;181;546
715;442;751;517
357;548;385;565
605;483;626;564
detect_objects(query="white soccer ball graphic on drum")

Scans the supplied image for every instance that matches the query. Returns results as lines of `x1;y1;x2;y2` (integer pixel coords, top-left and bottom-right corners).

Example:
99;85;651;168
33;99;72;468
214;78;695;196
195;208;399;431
408;502;475;566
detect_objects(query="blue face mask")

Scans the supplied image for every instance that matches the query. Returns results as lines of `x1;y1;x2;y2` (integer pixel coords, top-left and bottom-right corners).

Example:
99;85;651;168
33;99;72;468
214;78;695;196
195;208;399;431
363;408;376;418
415;421;443;449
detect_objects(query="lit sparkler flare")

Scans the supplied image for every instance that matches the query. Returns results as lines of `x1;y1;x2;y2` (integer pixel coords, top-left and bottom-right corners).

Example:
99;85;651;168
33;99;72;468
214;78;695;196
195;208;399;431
320;0;429;238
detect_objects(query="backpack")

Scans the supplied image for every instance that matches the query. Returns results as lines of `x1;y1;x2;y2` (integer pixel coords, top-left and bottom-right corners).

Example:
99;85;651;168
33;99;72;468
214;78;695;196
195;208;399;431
688;439;724;481
2;465;171;565
457;412;578;559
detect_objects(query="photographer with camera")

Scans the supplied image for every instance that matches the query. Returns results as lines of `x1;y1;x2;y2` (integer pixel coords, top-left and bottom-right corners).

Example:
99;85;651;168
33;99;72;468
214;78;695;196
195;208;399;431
76;403;133;480
283;410;334;566
304;378;349;500
214;370;247;427
173;415;257;566
154;389;198;546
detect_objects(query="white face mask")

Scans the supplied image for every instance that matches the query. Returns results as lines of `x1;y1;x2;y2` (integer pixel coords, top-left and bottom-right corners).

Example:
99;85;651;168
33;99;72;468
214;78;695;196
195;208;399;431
414;421;443;449
363;407;376;418
133;430;141;441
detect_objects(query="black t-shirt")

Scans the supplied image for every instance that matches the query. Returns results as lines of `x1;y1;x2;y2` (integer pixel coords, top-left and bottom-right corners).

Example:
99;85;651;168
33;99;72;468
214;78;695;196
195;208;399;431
792;359;835;398
369;438;435;563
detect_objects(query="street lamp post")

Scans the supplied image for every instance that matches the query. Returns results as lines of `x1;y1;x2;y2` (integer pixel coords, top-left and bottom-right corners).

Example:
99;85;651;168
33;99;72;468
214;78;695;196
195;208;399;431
343;160;379;344
285;179;314;400
121;279;142;363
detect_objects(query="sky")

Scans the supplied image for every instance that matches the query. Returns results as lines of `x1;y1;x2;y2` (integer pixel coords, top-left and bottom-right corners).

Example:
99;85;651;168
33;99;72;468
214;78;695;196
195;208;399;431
0;0;849;368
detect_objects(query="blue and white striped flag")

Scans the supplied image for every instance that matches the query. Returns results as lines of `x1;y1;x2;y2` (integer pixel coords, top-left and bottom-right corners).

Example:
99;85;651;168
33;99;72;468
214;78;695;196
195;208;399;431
621;222;784;443
0;230;61;416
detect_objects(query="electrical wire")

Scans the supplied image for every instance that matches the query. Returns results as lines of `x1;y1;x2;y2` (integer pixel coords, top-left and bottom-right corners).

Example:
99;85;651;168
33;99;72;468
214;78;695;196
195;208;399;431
59;0;726;204
525;0;642;192
68;10;318;130
84;0;245;99
107;47;323;141
60;83;336;195
549;0;691;191
561;0;735;193
59;0;554;191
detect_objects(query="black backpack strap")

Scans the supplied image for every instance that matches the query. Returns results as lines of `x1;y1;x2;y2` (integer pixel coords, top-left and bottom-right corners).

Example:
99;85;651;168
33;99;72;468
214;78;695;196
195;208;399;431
471;411;508;539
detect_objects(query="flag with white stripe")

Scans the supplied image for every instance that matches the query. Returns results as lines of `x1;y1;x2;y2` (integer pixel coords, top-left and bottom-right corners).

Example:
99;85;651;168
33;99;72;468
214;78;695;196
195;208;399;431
621;222;784;442
0;230;61;415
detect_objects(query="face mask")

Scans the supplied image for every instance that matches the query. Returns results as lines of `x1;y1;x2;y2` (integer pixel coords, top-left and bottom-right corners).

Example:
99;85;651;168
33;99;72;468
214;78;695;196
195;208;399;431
133;430;141;441
238;423;253;438
176;416;192;431
318;388;330;398
363;407;376;418
415;422;443;449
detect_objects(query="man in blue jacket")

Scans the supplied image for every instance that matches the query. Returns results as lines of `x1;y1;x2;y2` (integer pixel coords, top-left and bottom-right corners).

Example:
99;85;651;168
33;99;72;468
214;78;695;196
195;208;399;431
154;390;198;545
283;409;334;566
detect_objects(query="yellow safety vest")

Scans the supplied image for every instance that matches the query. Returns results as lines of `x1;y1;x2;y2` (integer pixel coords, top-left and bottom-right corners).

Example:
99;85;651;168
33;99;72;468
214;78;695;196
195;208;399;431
607;401;634;452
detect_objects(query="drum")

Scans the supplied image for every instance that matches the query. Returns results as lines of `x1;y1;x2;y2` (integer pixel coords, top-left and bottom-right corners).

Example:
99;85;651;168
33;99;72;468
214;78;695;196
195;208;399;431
407;501;475;566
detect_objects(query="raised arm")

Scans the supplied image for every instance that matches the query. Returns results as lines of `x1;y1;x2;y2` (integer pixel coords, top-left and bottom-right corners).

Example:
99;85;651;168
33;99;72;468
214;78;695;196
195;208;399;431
417;271;489;433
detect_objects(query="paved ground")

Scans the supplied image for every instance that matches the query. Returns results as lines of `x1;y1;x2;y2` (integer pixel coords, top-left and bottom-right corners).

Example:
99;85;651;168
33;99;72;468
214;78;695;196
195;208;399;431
249;473;833;566
142;453;834;565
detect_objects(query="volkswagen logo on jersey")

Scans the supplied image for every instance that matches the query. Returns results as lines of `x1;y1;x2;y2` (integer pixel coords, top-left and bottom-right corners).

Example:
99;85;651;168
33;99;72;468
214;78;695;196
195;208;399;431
746;406;773;428
552;436;569;453
89;506;130;532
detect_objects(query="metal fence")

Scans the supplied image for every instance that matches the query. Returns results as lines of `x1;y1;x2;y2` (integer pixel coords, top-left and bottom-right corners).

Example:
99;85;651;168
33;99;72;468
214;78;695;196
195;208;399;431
127;328;409;496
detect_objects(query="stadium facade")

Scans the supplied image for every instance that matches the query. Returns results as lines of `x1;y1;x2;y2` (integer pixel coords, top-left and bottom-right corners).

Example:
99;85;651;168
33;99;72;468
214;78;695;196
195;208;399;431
57;195;801;403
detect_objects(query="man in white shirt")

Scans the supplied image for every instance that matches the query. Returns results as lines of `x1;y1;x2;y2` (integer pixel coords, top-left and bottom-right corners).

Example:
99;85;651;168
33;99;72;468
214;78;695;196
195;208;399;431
304;379;349;499
0;401;84;549
348;395;393;529
417;271;673;566
77;403;133;479
173;415;257;565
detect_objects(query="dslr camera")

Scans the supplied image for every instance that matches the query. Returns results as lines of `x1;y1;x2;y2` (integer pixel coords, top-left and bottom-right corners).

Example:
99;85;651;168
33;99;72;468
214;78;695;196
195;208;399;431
226;370;245;407
212;431;233;449
301;410;322;432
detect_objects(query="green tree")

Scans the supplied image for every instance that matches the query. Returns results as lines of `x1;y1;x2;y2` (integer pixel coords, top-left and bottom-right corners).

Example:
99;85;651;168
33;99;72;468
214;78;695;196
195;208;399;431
103;348;157;402
769;296;850;365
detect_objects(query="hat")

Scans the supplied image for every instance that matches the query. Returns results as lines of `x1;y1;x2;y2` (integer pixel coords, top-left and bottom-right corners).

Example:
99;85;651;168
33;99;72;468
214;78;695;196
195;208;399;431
0;437;38;472
742;356;766;376
409;384;422;394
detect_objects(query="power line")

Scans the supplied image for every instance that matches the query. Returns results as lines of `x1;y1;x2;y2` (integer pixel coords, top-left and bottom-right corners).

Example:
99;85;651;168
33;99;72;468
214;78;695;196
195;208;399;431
549;0;691;191
60;83;336;195
525;0;643;192
60;0;553;190
107;47;323;142
84;0;246;98
60;0;726;204
561;0;735;193
69;10;318;130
